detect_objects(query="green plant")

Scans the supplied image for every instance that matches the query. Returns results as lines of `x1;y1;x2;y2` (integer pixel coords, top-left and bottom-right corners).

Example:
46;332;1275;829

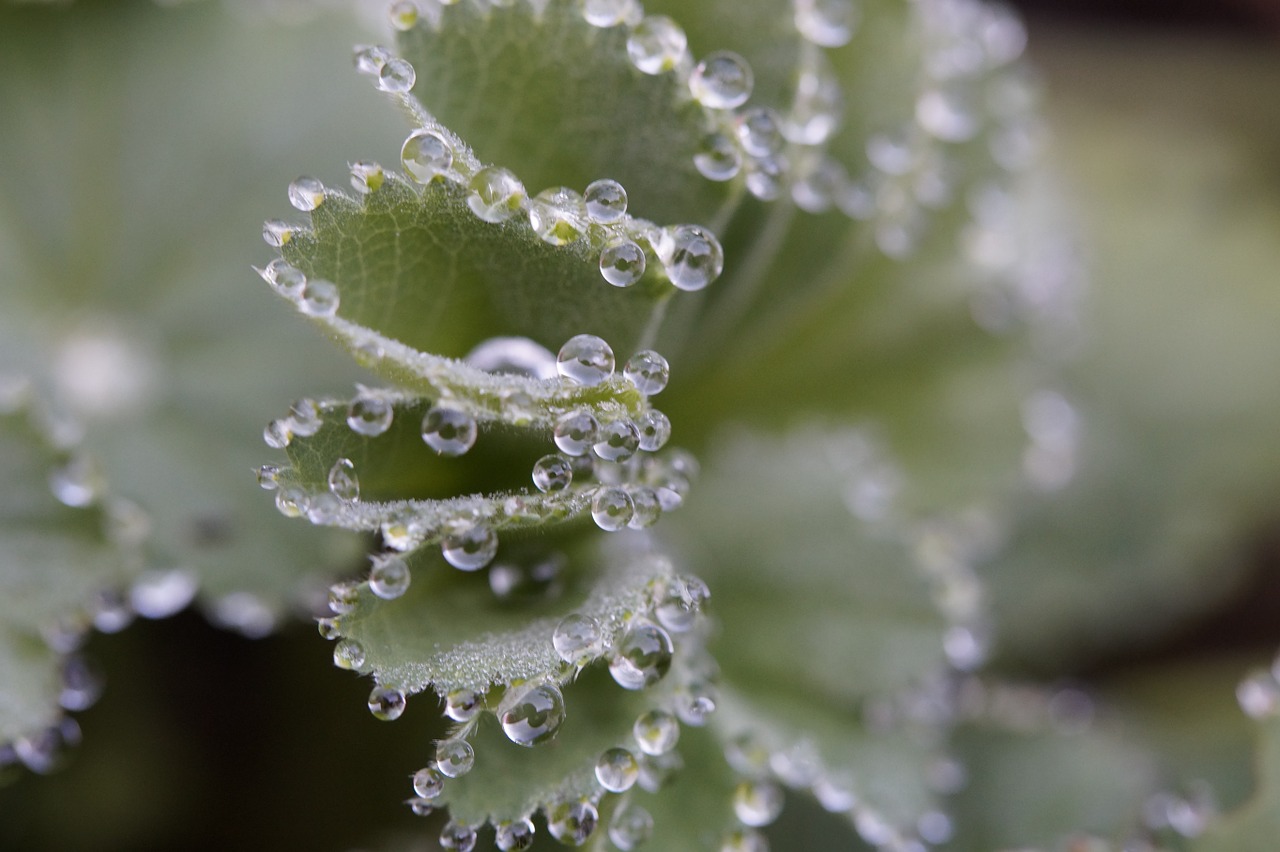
2;0;1280;849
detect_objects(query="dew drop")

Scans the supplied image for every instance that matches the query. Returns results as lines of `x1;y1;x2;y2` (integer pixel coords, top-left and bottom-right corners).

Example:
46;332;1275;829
794;0;858;47
916;88;979;143
736;107;785;157
676;680;717;726
287;176;325;211
745;154;787;201
812;772;857;813
58;656;104;712
592;486;634;531
609;804;653;851
584;178;628;222
495;817;536;851
689;51;753;110
347;392;393;436
792;157;847;213
548;800;598;846
663;225;723;291
287;398;322;437
733;780;784;827
529;187;586;246
263;419;291;450
465;336;558;379
694;132;743;181
263;258;306;298
299;279;340;317
582;0;634;27
1237;670;1280;719
129;569;197;619
593;419;640;462
628;487;662;529
349;160;385;193
720;828;769;852
655;586;698;634
369;554;411;600
633;709;679;755
262;219;293;247
554;410;599;456
436;738;475;777
401;129;453;183
532;454;573;493
353;43;391;75
368;685;407;721
624;350;670;396
445;688;484;722
422;406;478;456
627;16;687;75
500;683;565;746
388;0;419;30
467;166;525;223
49;455;102;507
377;57;416;93
334;638;367;670
786;55;844;145
328;580;360;614
595;747;639;792
327;458;360;502
557;334;614;385
408;797;435;817
637;749;683;792
599;240;646;287
442;524;499;571
317;618;339;642
440;820;477;852
275;485;309;518
610;622;673;689
553;613;604;665
635;410;672;452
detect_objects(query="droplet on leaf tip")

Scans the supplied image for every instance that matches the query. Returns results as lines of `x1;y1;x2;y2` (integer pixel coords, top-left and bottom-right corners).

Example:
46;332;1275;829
376;57;416;93
287;176;325;211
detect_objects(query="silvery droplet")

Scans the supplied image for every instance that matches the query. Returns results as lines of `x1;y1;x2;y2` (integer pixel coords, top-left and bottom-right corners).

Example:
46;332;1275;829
500;683;565;746
609;804;653;851
721;828;769;852
402;129;453;183
532;454;573;492
917;810;954;845
445;688;483;722
349;160;384;193
1238;670;1280;719
557;334;614;385
48;454;101;508
792;157;847;214
553;613;603;665
59;656;104;712
633;709;679;755
328;580;360;614
369;554;411;600
676;680;717;725
495;817;536;851
306;492;341;525
694;132;742;181
288;176;325;211
592;486;634;531
299;279;339;317
584;178;628;222
548;800;598;846
436;738;475;777
368;685;406;720
377;57;416;93
440;820;477;852
595;747;639;792
624;350;669;395
663;225;723;291
468;166;525;223
465;336;558;379
736;107;784;157
786;55;844;144
334;638;366;670
347;393;393;436
609;622;673;689
408;797;435;817
733;780;784;827
916;88;979;143
327;458;359;502
554;410;599;456
599;240;646;287
388;0;419;30
422;406;478;456
442;524;499;571
263;419;291;450
593;419;640;462
90;588;133;633
689;51;753;110
794;0;858;47
812;771;857;812
353;43;390;75
256;464;280;490
627;16;687;75
529;187;586;246
635;410;672;452
129;569;196;619
274;485;308;518
745;154;787;201
287;398;322;437
262;219;293;247
582;0;633;28
318;615;338;639
627;487;662;529
263;258;306;298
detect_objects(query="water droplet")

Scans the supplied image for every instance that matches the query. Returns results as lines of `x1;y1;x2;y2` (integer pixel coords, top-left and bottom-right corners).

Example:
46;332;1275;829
663;225;723;291
306;491;341;525
596;240;646;288
529;187;586;246
317;617;339;640
1238;670;1280;719
583;179;628;222
627;487;662;529
609;804;653;851
689;52;753;110
733;780;784;827
554;410;600;456
442;524;499;571
634;410;672;453
89;588;132;633
553;613;603;665
262;258;306;298
593;420;640;462
787;57;843;145
347;392;394;436
377;57;416;93
263;419;292;450
353;43;391;75
299;279;339;317
720;828;769;852
637;749;683;792
794;0;858;47
500;683;565;746
324;459;359;502
328;580;360;614
745;153;787;201
256;464;280;491
595;747;639;792
467;166;525;223
334;638;366;670
916;88;979;142
275;485;308;518
59;656;103;712
349;160;384;193
812;772;857;812
49;455;102;507
407;797;435;817
288;176;325;211
627;16;687;75
532;454;574;493
495;817;536;851
369;554;411;600
917;810;954;845
582;0;635;27
623;350;670;396
466;337;557;380
609;622;673;689
792;157;847;213
633;709;679;755
422;406;478;456
557;334;614;385
676;680;717;725
368;685;406;720
445;688;484;722
129;569;196;619
655;580;701;633
548;800;598;846
440;820;477;852
436;738;475;777
401;129;453;183
262;219;293;247
592;486;634;531
388;0;419;30
694;132;742;181
736;107;784;157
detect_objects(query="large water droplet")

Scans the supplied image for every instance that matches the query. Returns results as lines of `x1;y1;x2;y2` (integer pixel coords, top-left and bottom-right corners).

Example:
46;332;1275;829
624;350;670;395
628;487;662;528
402;129;453;183
593;419;640;462
263;419;292;450
334;638;366;670
582;0;635;28
720;828;769;852
288;176;325;211
599;240;646;287
436;738;475;777
663;225;723;291
1238;670;1280;719
422;406;478;456
58;656;104;712
49;455;102;507
635;410;672;452
263;258;306;298
496;818;536;851
440;820;478;852
442;524;498;571
609;804;654;851
347;392;393;436
353;43;391;75
369;554;411;600
274;485;308;518
689;52;753;110
627;16;687;75
500;683;565;746
592;486;634;531
445;688;483;722
287;398;322;437
388;0;419;30
368;685;406;720
327;458;360;502
328;580;360;614
408;797;435;817
916;88;979;143
633;709;679;755
377;57;416;93
299;279;339;317
532;454;574;493
557;334;614;385
584;178;628;222
529;187;586;246
129;569;197;619
468;167;525;223
554;410;599;456
694;132;743;181
733;780;784;827
465;336;558;379
349;160;385;193
676;680;718;725
553;613;604;665
610;623;673;689
548;800;598;846
794;0;858;47
595;747;639;792
262;219;293;247
736;107;784;157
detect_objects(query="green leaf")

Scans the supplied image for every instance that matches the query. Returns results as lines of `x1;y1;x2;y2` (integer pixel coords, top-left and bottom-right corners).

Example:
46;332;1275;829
1194;716;1280;852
